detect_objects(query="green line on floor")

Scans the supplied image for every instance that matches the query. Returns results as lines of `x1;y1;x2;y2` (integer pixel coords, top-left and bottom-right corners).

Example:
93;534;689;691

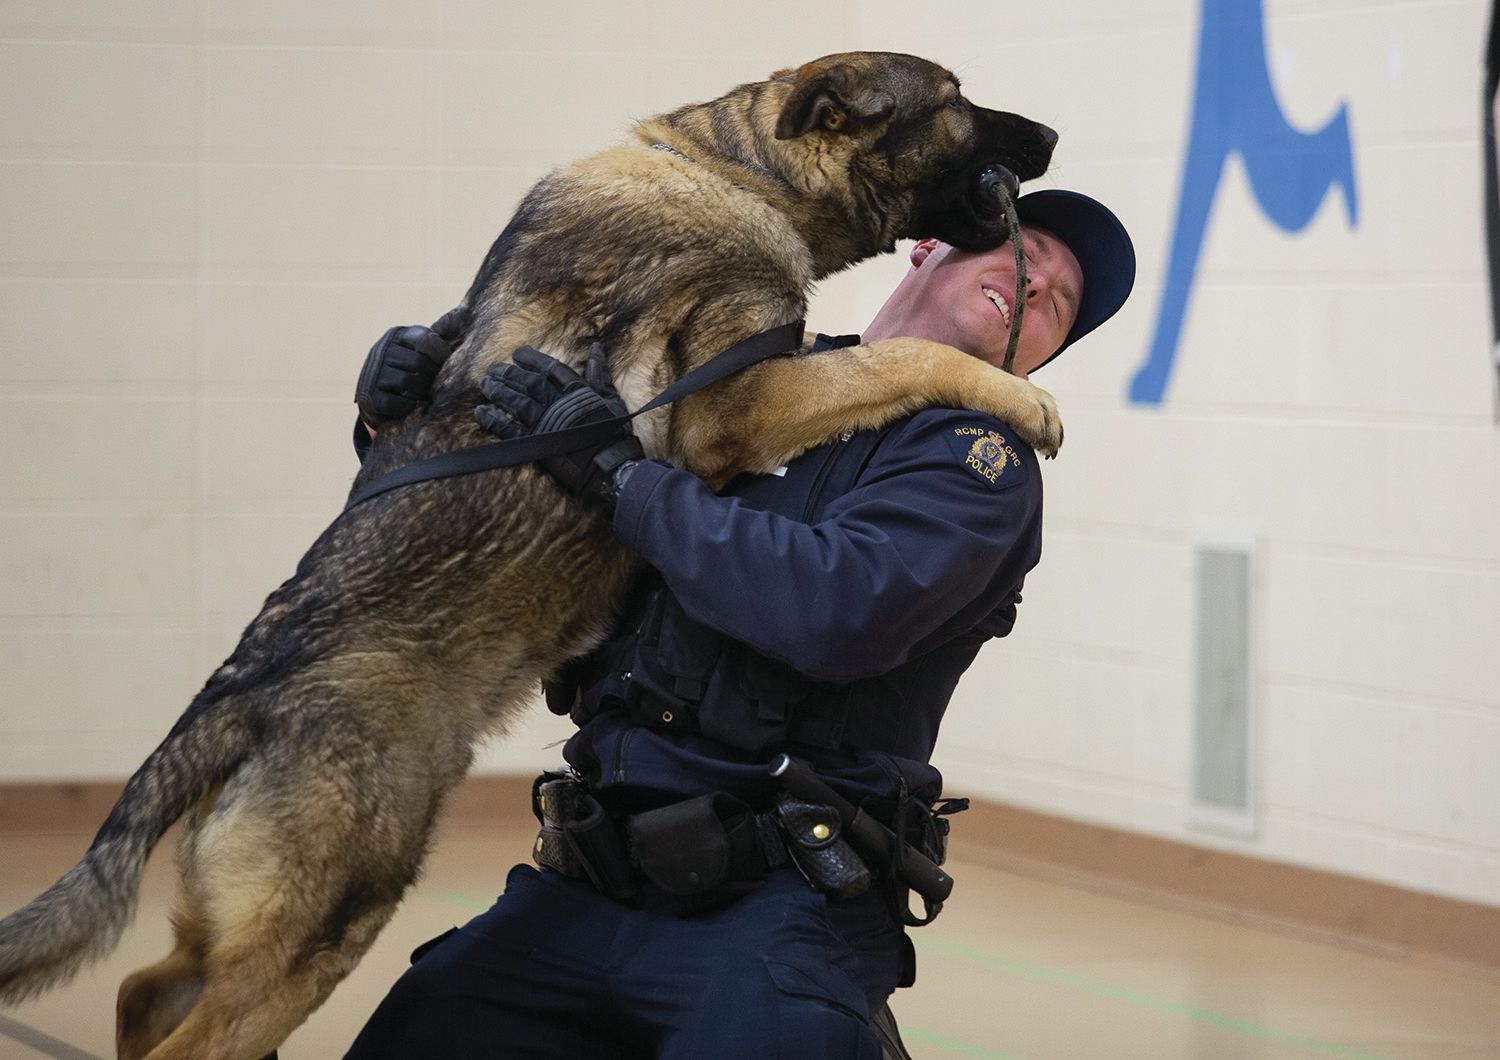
900;1023;1022;1059
437;889;494;912
915;935;1393;1060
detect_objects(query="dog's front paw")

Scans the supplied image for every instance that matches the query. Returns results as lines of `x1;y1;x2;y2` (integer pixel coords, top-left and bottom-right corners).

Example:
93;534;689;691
1016;379;1063;458
976;376;1063;458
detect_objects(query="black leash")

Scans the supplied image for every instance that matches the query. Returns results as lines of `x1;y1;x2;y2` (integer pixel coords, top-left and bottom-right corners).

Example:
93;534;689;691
967;164;1026;374
998;184;1026;375
343;320;805;512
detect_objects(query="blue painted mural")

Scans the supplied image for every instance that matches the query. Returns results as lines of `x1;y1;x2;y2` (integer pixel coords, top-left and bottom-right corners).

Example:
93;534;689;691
1129;0;1358;405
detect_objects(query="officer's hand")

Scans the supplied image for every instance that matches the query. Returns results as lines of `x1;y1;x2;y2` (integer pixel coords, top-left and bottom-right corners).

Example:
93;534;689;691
475;343;644;510
354;305;469;428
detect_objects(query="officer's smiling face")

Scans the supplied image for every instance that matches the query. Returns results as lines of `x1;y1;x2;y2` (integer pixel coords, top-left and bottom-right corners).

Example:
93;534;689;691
905;228;1082;377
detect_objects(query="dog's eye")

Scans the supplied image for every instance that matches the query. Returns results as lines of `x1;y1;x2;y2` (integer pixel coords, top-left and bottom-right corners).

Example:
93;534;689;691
945;96;963;110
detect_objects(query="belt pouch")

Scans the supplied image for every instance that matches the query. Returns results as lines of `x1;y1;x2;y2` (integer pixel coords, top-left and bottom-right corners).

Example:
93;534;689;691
776;794;872;899
562;796;638;902
625;794;739;897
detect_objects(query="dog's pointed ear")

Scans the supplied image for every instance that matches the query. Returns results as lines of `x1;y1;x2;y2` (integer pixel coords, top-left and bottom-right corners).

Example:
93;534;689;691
775;64;895;140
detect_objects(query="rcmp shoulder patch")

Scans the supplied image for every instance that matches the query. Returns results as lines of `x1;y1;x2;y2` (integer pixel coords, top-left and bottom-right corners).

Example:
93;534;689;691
943;424;1028;490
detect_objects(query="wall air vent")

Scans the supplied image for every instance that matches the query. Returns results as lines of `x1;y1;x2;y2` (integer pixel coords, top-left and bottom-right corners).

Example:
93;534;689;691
1190;536;1257;837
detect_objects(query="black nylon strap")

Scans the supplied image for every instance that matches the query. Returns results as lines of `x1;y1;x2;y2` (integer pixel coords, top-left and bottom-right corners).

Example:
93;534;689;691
343;320;805;512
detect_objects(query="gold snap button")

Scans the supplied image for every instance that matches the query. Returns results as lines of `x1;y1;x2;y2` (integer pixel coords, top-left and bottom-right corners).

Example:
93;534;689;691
535;837;544;853
661;710;674;723
811;822;831;840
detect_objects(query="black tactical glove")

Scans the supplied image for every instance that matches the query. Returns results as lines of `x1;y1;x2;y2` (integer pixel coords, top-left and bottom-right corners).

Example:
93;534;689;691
354;305;469;427
475;343;644;510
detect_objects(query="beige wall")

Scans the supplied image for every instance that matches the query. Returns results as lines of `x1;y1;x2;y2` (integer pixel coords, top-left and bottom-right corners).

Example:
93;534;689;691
1;1;1496;907
910;0;1500;910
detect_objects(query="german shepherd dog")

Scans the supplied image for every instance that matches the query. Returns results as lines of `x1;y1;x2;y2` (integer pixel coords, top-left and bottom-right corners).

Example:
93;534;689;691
0;52;1060;1058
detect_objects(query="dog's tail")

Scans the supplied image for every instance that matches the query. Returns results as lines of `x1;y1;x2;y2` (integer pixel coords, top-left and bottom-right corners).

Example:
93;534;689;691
0;698;255;1004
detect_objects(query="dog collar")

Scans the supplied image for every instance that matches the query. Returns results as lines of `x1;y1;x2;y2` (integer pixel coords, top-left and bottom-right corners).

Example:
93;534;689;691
651;142;693;163
651;140;780;190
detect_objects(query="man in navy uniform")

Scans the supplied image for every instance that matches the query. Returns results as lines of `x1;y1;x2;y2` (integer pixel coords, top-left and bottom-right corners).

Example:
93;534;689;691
345;189;1135;1058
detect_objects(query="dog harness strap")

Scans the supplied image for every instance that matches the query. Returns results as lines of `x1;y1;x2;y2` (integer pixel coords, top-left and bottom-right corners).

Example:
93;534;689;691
341;320;805;512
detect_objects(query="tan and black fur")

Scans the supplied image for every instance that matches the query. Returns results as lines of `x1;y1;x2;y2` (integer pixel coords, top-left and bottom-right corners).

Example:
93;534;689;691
0;52;1061;1059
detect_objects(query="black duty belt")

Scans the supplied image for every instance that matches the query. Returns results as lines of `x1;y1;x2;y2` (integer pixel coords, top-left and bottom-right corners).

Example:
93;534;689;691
343;320;805;512
530;761;962;926
531;773;875;911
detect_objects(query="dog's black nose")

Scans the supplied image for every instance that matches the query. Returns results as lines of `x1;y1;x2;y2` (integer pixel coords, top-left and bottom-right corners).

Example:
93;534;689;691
1036;123;1059;150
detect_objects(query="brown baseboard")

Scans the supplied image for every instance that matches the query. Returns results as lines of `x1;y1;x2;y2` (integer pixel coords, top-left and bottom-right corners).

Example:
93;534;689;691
443;774;536;825
0;776;538;837
4;776;1495;977
0;780;125;836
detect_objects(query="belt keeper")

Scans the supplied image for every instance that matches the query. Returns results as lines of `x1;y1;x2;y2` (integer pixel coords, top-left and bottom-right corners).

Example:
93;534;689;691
532;824;583;877
533;773;588;828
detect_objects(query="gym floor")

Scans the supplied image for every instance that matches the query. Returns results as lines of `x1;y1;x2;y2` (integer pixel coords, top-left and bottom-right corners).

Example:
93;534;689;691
3;820;1498;1059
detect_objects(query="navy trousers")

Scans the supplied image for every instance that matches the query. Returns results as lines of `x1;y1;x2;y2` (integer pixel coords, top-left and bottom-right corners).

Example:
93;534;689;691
345;863;906;1058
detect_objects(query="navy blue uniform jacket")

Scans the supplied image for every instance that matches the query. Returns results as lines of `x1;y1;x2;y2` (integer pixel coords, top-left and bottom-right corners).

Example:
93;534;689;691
566;337;1046;806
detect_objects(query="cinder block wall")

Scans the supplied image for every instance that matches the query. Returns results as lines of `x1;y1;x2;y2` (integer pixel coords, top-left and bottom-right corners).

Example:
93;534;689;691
858;1;1500;908
1;1;1495;907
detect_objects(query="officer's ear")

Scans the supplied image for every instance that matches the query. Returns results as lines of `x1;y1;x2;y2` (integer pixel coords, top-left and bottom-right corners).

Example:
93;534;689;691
910;238;943;269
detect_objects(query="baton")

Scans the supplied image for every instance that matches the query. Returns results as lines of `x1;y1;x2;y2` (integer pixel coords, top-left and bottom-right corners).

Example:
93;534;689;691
769;753;953;904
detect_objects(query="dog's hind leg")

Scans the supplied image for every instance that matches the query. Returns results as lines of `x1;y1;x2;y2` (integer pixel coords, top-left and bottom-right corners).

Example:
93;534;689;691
137;760;425;1059
116;902;209;1060
118;786;229;1060
139;897;398;1060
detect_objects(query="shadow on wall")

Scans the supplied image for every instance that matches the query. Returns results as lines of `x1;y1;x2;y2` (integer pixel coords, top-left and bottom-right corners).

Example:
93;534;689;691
1485;0;1500;410
1130;0;1358;407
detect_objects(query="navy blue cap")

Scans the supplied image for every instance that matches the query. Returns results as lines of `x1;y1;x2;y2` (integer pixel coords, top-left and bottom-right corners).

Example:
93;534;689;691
1015;189;1135;369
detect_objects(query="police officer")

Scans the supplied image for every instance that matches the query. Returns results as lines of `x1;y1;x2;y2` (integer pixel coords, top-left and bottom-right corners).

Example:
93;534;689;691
345;189;1135;1058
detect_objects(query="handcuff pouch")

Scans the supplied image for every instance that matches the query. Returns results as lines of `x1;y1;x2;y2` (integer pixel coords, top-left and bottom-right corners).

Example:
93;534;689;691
626;793;747;897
